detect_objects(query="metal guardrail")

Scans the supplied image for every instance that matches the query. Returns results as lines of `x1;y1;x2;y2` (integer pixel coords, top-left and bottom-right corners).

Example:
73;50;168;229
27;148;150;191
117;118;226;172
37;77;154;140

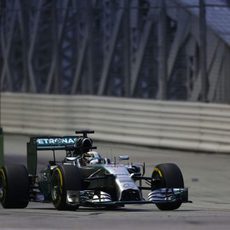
1;92;230;153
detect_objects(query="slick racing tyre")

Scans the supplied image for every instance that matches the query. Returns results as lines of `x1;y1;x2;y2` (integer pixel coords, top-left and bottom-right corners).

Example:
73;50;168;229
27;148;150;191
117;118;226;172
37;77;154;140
0;165;29;208
51;165;81;211
151;163;184;211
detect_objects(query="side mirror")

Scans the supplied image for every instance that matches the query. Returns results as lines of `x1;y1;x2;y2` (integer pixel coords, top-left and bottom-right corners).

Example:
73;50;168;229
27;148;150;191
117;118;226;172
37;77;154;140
119;155;129;161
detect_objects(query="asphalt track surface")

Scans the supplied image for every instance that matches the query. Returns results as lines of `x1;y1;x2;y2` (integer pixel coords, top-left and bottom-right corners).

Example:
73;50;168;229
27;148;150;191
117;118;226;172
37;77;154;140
1;135;230;230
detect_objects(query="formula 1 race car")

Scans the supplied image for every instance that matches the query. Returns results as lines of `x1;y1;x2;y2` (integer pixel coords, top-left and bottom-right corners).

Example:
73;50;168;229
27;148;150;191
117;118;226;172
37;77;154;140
0;130;190;211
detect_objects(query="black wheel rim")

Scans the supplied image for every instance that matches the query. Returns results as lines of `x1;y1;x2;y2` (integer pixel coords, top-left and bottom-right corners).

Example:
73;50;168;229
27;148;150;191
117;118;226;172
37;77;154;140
51;169;63;204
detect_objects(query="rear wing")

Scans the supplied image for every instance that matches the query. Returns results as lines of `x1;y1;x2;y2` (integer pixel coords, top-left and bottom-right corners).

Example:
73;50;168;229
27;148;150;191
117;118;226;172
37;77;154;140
27;129;95;175
27;136;77;175
34;136;77;150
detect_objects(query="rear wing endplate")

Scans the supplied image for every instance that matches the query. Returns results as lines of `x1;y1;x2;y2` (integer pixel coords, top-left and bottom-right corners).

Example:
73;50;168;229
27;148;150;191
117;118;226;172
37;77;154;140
0;128;4;167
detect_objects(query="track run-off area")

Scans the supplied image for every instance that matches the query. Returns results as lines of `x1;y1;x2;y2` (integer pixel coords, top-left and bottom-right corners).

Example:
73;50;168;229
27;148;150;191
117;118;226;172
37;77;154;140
0;135;230;230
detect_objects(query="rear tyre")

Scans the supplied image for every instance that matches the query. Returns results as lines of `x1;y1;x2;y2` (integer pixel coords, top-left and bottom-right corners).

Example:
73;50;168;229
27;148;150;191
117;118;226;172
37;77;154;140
0;165;29;208
51;165;81;211
151;163;184;211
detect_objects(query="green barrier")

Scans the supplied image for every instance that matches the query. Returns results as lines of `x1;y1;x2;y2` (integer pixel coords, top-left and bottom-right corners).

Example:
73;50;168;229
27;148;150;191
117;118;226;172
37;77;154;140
0;127;4;166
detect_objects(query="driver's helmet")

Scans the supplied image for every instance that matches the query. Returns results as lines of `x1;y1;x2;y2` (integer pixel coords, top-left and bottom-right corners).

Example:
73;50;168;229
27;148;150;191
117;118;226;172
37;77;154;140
83;151;102;165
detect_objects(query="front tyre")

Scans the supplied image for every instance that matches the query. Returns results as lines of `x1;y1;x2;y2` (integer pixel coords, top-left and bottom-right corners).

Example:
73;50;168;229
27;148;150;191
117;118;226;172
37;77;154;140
51;165;81;211
0;165;29;208
151;163;184;211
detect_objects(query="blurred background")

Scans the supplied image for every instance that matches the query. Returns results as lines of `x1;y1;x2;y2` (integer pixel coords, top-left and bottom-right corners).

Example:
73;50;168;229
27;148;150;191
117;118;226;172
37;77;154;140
0;0;230;103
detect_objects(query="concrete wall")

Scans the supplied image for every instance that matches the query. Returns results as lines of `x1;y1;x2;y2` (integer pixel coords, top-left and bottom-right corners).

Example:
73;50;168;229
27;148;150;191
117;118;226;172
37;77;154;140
1;92;230;153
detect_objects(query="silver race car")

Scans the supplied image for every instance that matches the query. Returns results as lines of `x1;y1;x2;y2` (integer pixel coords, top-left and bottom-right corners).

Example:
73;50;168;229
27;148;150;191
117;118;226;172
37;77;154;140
0;130;190;210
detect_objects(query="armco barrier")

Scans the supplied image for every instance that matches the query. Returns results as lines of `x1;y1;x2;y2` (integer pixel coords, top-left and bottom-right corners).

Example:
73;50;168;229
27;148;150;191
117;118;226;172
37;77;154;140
1;92;230;153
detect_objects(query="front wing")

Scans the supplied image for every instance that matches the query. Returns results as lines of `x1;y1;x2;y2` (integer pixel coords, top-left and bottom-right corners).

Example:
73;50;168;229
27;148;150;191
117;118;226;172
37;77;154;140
75;188;191;207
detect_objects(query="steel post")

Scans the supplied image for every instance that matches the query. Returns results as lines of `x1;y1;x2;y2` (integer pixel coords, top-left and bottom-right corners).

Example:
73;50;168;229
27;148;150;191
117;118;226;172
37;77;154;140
199;0;208;102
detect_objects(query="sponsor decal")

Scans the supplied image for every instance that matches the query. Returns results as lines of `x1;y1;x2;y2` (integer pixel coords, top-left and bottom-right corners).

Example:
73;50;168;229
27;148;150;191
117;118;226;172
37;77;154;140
36;137;77;146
